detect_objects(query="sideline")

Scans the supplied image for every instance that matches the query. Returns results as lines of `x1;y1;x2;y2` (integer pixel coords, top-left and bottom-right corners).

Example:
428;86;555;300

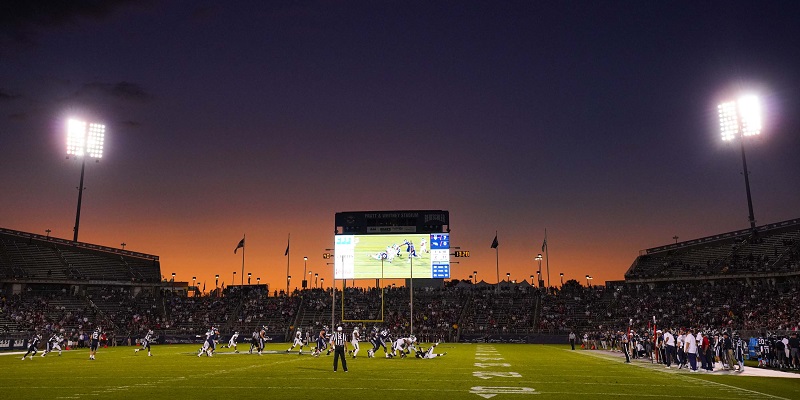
572;349;795;400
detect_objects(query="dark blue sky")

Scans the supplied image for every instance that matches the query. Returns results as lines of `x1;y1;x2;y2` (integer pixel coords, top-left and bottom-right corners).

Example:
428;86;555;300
2;1;799;288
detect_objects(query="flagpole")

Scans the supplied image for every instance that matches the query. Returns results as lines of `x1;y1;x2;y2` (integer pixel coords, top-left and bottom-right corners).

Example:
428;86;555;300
495;230;499;291
544;229;550;289
241;234;245;286
286;233;290;295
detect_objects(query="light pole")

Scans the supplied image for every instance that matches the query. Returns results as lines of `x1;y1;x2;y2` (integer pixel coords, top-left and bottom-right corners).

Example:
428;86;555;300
529;275;534;284
314;273;319;288
121;242;126;250
560;272;564;286
248;272;251;285
287;275;291;293
215;274;219;291
506;272;510;282
303;256;308;289
66;118;105;243
171;272;176;293
718;95;762;231
257;277;261;285
473;271;478;283
320;277;324;289
233;271;236;287
585;275;590;287
535;254;543;287
192;276;196;295
45;229;51;239
673;235;679;244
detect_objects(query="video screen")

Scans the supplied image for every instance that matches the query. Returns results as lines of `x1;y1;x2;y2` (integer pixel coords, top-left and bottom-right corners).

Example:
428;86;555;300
334;233;450;279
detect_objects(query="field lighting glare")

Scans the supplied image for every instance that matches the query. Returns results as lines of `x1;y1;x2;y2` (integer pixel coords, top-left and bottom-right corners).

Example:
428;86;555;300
67;119;105;158
718;95;761;141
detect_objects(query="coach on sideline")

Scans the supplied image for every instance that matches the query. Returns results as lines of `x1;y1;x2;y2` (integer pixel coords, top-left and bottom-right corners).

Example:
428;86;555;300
332;326;348;372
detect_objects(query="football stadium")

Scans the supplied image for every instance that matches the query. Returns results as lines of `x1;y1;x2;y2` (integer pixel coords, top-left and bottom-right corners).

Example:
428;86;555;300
3;2;800;400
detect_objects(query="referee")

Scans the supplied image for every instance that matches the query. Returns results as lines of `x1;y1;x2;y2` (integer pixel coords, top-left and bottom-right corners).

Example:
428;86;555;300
332;326;348;372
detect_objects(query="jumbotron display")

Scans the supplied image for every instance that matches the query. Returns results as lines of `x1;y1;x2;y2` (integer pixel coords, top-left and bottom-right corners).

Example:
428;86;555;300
334;233;450;279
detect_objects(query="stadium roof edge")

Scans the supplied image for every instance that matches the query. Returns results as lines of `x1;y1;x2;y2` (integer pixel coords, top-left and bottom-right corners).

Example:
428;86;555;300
0;227;159;261
640;217;800;256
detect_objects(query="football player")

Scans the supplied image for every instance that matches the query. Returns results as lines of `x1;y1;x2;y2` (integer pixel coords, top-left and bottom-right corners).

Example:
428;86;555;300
225;331;240;353
287;328;304;354
41;332;63;357
349;327;360;358
22;333;42;360
198;326;219;357
89;326;101;360
415;342;447;359
134;330;155;356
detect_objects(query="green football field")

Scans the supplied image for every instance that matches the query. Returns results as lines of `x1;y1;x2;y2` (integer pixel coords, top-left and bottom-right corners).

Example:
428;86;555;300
3;343;799;399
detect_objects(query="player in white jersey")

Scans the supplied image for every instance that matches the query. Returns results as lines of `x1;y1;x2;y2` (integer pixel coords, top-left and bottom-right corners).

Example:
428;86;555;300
419;238;428;253
42;333;63;357
226;331;240;353
392;336;417;358
416;342;447;358
349;327;361;358
286;329;304;354
135;330;155;356
257;325;268;355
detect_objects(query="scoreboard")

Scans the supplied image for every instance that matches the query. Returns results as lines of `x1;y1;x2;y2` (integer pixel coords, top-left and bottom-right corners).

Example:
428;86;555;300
334;210;451;279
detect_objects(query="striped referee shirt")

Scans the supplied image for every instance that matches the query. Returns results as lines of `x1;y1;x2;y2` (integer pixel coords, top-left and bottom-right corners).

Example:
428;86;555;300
333;332;346;346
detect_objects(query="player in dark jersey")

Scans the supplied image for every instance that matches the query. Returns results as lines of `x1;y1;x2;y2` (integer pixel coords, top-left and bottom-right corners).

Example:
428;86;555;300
249;330;259;354
367;327;381;358
22;334;42;360
312;329;328;357
134;330;155;356
198;326;219;357
379;328;392;358
89;327;101;360
258;325;268;355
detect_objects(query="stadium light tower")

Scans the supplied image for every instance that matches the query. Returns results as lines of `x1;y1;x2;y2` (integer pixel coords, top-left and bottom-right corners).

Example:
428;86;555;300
718;95;762;231
66;118;105;242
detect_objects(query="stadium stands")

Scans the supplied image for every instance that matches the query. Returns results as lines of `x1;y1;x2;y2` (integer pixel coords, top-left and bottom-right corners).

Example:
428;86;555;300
1;219;798;346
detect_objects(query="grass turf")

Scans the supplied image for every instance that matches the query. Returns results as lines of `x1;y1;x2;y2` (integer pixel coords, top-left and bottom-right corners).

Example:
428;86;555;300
2;343;798;399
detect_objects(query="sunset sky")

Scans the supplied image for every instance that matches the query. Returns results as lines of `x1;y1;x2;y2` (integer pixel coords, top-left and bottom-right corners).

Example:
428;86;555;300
2;1;799;291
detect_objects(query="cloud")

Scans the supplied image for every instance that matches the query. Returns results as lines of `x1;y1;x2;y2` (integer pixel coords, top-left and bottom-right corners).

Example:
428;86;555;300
1;0;139;28
0;0;143;46
0;88;21;101
74;81;154;103
8;112;27;121
119;119;141;128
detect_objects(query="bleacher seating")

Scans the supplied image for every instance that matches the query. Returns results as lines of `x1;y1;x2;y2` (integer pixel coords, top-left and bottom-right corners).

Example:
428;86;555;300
626;219;800;281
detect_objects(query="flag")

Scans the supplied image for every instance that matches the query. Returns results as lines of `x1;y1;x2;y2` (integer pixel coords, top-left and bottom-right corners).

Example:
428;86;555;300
234;237;245;254
490;234;498;249
284;236;290;256
541;237;547;252
202;282;206;292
